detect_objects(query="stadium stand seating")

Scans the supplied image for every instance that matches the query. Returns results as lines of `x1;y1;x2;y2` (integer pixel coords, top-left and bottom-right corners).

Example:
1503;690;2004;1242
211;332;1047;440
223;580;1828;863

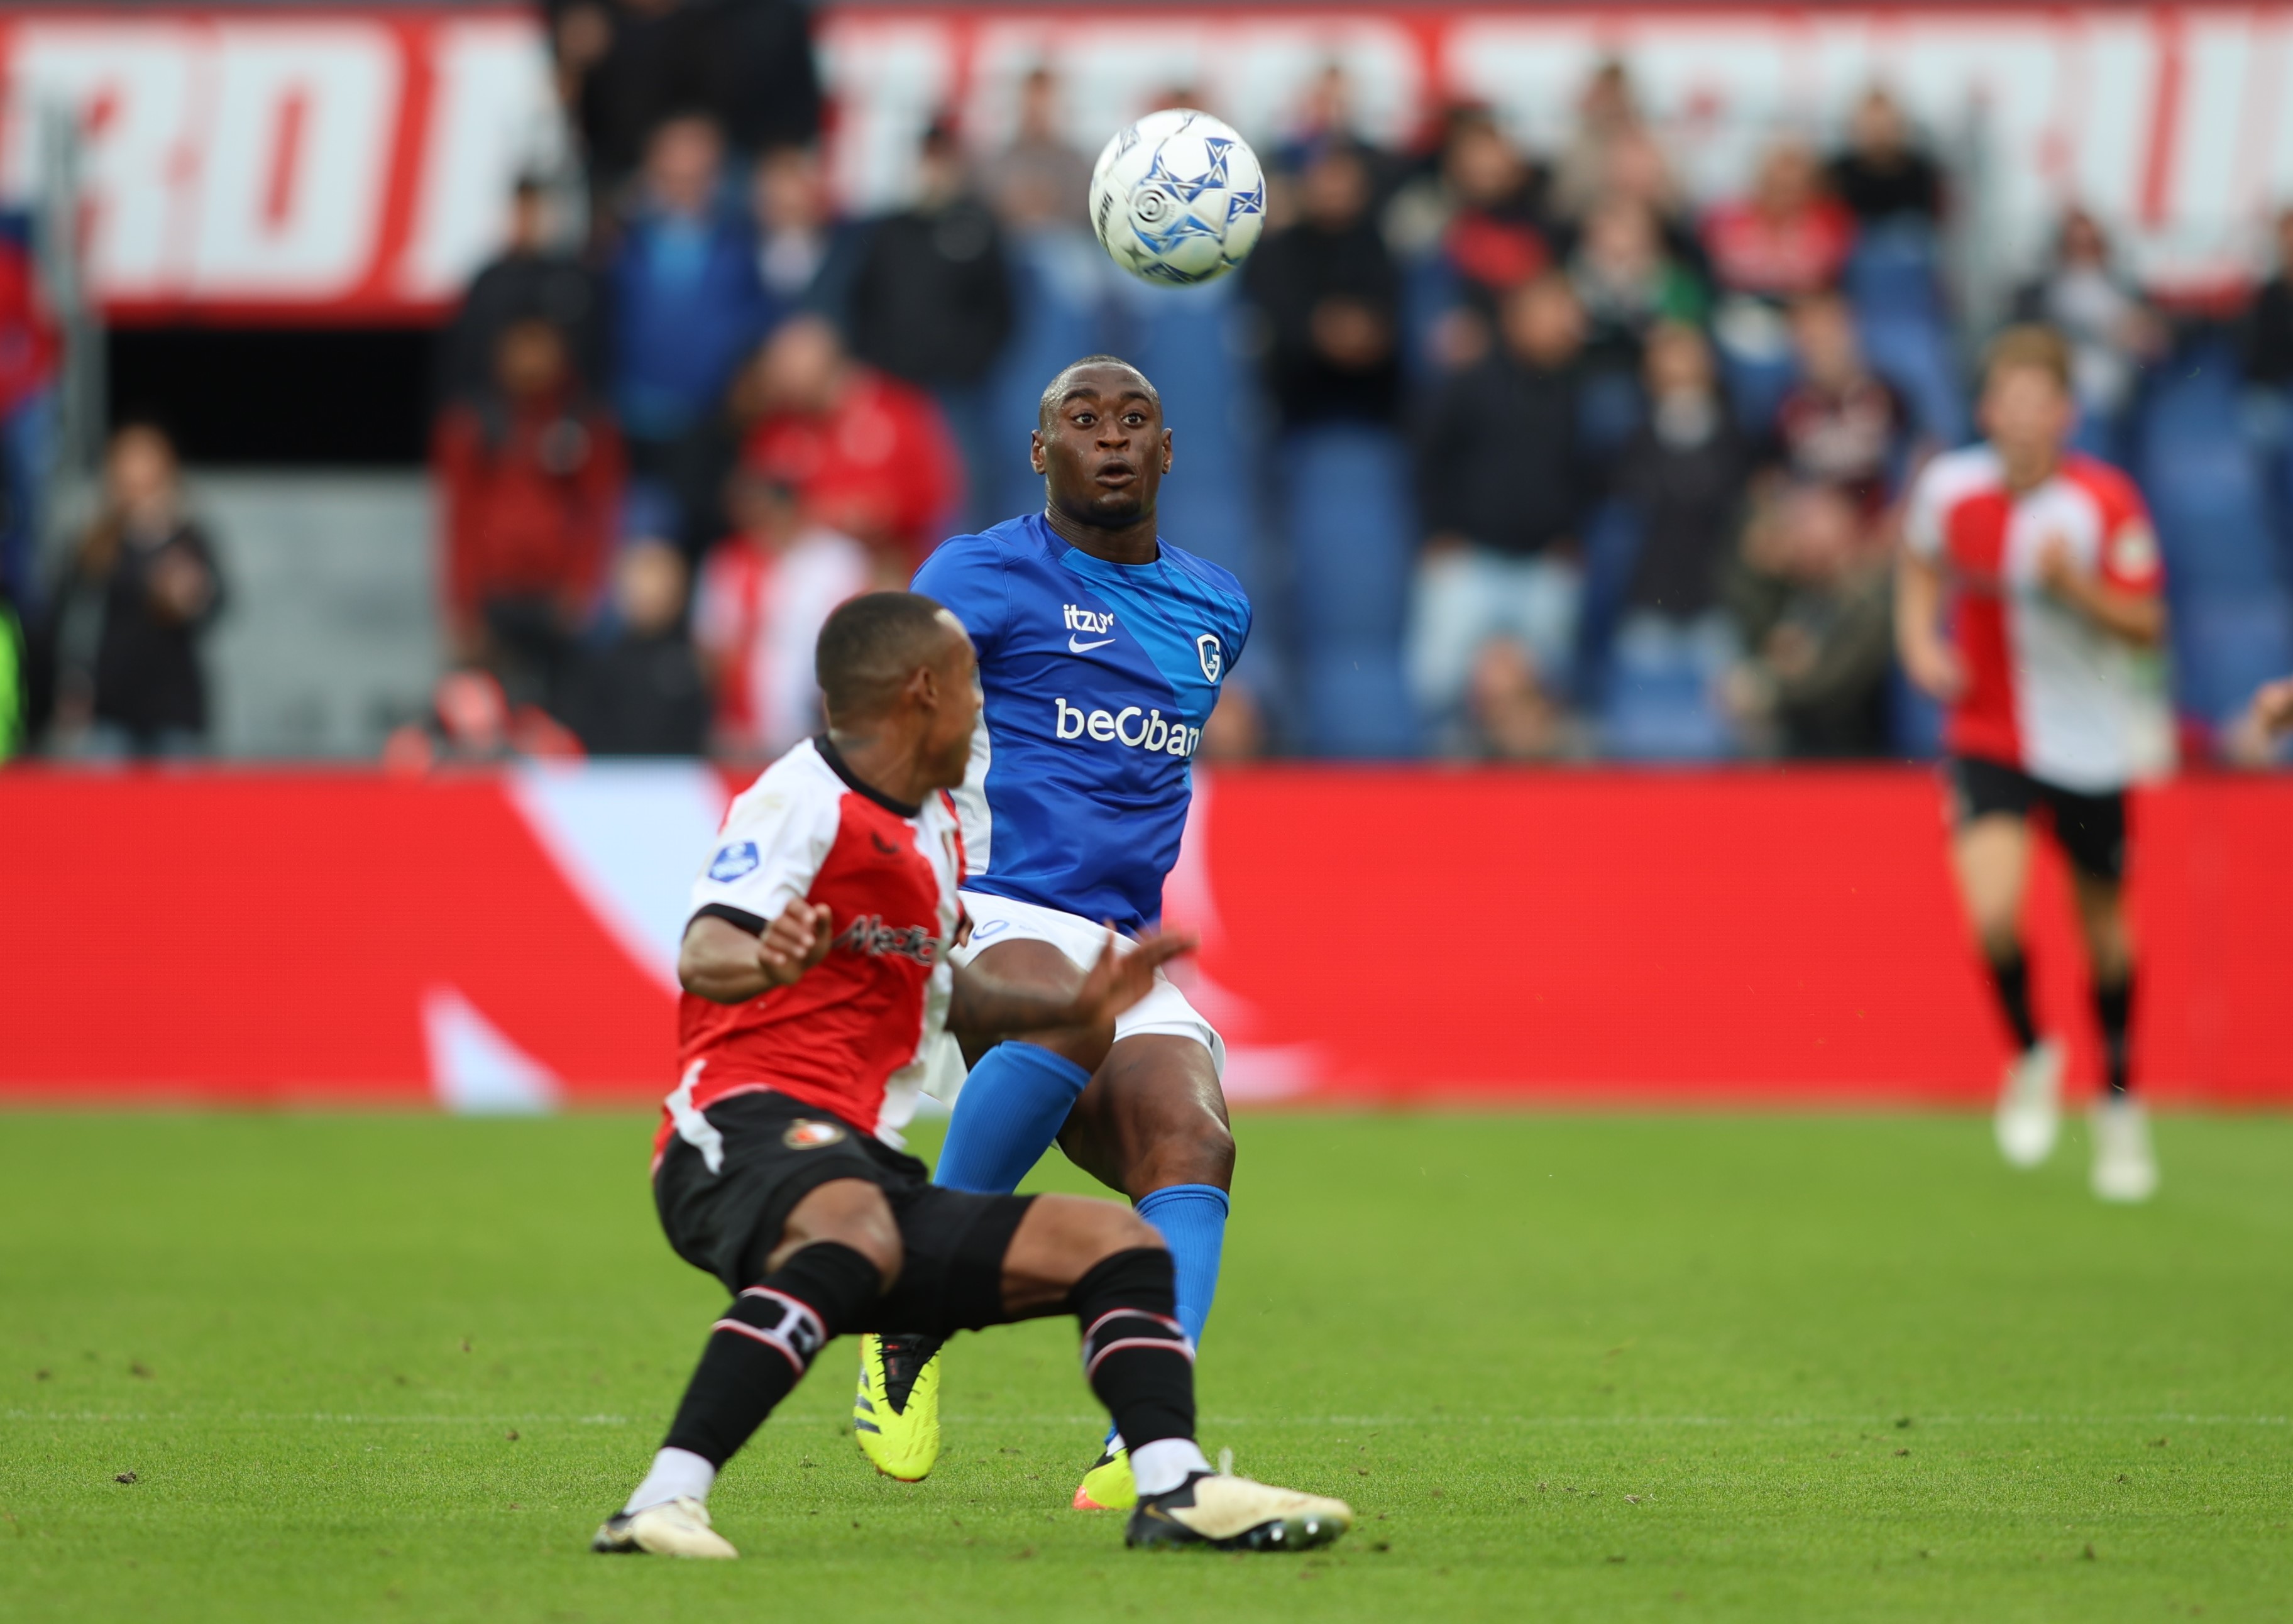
1597;611;1737;761
982;231;1112;524
2131;336;2293;727
1280;424;1421;757
1845;222;1969;448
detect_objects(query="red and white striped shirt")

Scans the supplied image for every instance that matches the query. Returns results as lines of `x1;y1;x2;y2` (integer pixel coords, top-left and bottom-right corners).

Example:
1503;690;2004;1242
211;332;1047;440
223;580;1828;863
1904;446;2171;793
658;737;965;1166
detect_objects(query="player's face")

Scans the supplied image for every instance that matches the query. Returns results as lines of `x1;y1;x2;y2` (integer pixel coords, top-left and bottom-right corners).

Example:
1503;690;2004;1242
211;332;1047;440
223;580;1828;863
1032;368;1173;527
919;616;981;790
1981;365;2076;464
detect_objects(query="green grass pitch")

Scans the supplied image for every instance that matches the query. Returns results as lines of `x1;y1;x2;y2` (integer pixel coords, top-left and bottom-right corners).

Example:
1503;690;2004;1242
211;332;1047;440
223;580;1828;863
3;1110;2288;1621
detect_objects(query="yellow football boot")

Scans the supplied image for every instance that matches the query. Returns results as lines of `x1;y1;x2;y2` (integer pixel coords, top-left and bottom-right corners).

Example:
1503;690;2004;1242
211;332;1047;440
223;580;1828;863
1073;1444;1137;1510
854;1333;943;1481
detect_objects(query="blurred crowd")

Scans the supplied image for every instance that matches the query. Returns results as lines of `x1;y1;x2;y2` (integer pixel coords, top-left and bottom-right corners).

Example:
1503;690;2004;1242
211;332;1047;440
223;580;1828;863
5;3;2293;767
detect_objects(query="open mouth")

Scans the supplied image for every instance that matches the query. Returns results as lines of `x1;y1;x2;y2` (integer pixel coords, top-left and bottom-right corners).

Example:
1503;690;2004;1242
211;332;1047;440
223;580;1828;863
1093;460;1137;487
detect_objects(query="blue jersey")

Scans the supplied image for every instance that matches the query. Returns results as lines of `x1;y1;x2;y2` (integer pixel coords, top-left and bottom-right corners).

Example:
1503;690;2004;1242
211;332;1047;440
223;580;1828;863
913;512;1252;933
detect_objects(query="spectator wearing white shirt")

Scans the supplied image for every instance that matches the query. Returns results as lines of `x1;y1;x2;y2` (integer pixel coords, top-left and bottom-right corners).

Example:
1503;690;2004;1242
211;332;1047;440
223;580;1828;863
694;470;871;760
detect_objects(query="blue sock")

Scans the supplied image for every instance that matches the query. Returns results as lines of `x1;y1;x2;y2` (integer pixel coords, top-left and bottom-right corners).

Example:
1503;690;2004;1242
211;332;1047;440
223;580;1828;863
1134;1184;1228;1351
933;1041;1091;1194
1111;1183;1228;1457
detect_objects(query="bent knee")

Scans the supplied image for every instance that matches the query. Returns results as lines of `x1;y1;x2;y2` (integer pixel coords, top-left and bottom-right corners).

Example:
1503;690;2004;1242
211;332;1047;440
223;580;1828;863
779;1180;903;1280
1135;1113;1234;1194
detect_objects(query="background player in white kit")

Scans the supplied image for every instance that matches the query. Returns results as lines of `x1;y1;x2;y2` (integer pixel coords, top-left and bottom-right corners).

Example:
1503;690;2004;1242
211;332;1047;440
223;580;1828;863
1896;326;2168;1202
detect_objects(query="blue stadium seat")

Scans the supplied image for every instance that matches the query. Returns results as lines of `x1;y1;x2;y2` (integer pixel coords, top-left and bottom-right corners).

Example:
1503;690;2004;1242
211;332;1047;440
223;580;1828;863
2172;596;2293;727
1598;611;1738;761
1718;345;1796;441
1579;369;1647;459
1860;312;1969;448
980;229;1114;525
1109;274;1261;585
2130;335;2293;723
1887;665;1945;759
1568;499;1644;707
1399;251;1465;388
1281;424;1421;757
1843;218;1945;326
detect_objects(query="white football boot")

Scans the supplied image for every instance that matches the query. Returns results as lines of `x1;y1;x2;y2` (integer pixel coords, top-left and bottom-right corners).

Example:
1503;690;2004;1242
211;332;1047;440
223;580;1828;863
2089;1097;2159;1204
1125;1472;1353;1552
591;1495;739;1559
1994;1038;2064;1168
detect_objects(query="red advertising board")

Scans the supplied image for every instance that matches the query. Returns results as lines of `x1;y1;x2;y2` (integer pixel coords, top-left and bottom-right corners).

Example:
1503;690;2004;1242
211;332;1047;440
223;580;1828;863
1;766;2286;1111
8;4;2293;321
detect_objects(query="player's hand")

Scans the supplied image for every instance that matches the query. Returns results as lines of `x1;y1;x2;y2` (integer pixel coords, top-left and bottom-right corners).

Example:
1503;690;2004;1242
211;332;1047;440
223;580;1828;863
1903;635;1965;701
2036;534;2085;599
1066;926;1196;1029
2252;676;2293;740
757;900;835;987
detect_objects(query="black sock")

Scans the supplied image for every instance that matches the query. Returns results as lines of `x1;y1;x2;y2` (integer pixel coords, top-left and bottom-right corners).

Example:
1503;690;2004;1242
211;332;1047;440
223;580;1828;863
2095;970;2135;1097
1986;947;2039;1053
1070;1246;1195;1452
662;1241;881;1467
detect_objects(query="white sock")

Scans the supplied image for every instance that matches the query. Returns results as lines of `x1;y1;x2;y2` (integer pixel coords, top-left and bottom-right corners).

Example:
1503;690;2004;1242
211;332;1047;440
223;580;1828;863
623;1447;717;1514
1130;1438;1212;1497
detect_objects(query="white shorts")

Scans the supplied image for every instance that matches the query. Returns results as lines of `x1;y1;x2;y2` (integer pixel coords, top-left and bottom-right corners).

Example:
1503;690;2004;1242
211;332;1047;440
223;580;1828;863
944;889;1225;1079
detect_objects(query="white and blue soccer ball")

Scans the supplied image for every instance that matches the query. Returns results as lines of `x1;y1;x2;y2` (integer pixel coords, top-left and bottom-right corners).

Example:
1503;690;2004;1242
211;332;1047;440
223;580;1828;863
1087;109;1267;287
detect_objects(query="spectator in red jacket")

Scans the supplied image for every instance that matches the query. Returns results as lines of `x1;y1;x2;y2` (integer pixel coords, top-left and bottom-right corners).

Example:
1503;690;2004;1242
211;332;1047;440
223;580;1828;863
433;317;624;706
740;313;964;571
1703;140;1857;303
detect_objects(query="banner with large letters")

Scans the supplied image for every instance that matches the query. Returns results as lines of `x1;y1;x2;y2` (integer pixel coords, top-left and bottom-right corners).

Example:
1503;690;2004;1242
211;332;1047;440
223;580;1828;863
8;5;2293;321
1;765;2286;1110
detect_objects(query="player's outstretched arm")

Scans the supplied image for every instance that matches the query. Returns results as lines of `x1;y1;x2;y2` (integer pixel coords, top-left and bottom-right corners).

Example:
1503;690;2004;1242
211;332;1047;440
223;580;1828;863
949;928;1195;1041
678;902;835;1004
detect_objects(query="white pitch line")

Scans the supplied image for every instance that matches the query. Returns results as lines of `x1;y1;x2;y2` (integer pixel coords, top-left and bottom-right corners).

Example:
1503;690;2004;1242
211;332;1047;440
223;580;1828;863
5;1410;2285;1429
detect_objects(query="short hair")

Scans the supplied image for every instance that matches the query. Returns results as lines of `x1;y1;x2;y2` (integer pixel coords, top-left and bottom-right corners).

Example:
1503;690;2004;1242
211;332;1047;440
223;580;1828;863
1984;324;2073;392
1038;355;1160;431
815;591;958;723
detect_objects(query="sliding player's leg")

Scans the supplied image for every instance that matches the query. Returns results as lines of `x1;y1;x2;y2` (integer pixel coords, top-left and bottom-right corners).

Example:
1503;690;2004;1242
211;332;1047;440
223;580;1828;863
1056;1034;1234;1510
597;1179;900;1559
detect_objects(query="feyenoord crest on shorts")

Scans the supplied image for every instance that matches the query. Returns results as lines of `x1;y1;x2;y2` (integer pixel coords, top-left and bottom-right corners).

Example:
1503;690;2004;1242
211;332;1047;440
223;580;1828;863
783;1120;846;1150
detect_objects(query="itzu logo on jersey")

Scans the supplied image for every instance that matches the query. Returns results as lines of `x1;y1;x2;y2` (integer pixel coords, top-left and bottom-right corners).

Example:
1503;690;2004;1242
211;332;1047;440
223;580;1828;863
1062;603;1117;653
833;913;940;965
1053;698;1202;757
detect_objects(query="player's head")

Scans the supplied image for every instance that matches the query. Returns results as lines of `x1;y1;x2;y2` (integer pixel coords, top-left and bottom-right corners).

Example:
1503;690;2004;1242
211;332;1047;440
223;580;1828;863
1979;324;2077;469
815;591;979;789
1031;356;1171;529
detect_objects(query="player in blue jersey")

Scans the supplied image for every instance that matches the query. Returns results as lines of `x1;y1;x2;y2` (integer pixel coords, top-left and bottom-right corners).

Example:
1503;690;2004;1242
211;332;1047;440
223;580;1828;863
852;357;1250;1510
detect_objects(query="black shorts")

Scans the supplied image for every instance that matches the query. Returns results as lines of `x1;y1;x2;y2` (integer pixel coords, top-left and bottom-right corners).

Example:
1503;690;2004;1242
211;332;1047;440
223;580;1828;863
653;1090;1035;1337
1945;755;2128;882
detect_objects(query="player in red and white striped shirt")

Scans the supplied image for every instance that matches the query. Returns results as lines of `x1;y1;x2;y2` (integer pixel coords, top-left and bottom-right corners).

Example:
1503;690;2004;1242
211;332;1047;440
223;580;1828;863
597;592;1351;1561
1896;326;2168;1202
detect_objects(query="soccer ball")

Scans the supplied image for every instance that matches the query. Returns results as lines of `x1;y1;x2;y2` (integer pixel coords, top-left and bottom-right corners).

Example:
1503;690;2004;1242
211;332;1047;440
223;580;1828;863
1088;109;1267;287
